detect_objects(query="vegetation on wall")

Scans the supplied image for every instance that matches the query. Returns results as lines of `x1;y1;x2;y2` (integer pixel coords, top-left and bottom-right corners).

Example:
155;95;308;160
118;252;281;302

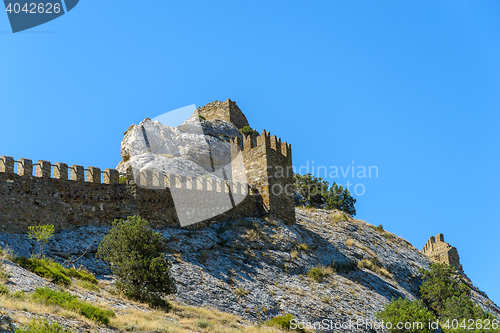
239;125;257;136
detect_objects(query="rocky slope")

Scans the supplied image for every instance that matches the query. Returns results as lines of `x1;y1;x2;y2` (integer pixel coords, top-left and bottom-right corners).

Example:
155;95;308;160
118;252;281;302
1;208;499;332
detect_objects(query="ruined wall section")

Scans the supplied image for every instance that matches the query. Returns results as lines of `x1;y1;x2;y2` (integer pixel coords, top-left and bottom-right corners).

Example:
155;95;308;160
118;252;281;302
422;233;463;272
197;99;250;130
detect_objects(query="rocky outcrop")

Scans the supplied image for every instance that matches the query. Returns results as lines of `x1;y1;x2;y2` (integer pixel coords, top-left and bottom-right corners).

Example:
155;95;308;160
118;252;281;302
0;312;14;333
117;112;243;181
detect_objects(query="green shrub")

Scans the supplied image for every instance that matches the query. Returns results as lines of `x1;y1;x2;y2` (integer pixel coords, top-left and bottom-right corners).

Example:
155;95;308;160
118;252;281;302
119;176;127;184
96;216;176;303
16;257;71;286
239;125;256;136
0;285;9;295
28;224;55;257
306;265;334;282
15;319;70;333
33;288;115;324
376;298;436;333
419;263;470;315
197;114;206;121
294;173;357;215
15;257;98;286
373;224;384;232
265;314;303;331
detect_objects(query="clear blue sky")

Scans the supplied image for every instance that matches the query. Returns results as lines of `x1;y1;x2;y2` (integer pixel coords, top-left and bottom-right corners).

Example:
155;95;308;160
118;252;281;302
1;1;499;305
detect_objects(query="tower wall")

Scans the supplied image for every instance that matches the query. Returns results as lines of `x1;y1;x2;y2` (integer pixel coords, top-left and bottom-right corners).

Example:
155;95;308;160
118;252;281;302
422;233;463;272
197;99;250;129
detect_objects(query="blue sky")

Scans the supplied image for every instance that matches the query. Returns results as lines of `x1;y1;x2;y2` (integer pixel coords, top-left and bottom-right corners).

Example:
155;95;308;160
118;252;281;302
1;1;499;304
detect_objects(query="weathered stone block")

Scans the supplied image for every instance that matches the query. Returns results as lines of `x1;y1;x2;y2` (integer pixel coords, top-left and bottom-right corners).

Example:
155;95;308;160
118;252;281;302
54;163;68;180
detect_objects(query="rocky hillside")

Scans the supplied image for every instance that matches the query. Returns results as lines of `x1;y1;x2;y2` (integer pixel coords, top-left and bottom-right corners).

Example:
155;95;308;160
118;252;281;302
1;208;499;332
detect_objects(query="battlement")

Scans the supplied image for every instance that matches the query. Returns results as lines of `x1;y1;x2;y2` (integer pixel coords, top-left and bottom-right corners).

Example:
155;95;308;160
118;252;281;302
422;233;463;272
0;155;121;184
0;154;260;233
231;129;292;160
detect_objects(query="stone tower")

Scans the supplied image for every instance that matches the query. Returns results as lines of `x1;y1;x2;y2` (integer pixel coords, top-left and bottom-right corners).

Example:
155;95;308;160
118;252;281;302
422;233;463;272
198;99;296;224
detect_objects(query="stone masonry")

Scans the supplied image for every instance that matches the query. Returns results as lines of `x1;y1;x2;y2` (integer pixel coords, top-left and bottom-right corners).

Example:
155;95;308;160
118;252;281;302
422;233;463;271
0;99;295;232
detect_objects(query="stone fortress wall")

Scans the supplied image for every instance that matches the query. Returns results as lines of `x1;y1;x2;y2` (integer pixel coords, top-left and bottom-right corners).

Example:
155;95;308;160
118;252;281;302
422;233;463;272
0;99;295;232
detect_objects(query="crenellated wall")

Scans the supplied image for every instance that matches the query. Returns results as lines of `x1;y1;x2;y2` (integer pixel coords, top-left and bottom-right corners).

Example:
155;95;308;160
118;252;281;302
422;233;463;272
230;129;294;223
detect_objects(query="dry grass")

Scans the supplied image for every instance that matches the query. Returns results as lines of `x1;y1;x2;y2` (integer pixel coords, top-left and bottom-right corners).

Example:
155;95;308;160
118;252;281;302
345;239;356;248
2;292;286;333
290;250;299;259
357;258;393;279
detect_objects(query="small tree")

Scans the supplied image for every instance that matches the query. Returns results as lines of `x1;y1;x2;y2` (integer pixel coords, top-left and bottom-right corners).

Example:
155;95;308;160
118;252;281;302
96;216;176;303
28;224;55;257
376;298;436;333
419;263;470;315
325;183;357;216
293;173;329;208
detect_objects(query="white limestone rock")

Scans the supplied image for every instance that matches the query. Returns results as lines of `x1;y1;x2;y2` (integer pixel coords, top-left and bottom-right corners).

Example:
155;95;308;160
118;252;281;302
117;112;243;179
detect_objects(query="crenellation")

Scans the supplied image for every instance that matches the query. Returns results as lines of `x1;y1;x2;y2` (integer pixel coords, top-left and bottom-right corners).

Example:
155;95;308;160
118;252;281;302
87;167;101;184
71;165;84;182
54;163;69;180
18;158;33;177
103;168;119;185
37;160;51;178
0;156;14;174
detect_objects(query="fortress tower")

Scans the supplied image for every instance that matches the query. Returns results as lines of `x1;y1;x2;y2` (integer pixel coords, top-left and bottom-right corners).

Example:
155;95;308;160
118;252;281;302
198;99;295;223
422;233;463;272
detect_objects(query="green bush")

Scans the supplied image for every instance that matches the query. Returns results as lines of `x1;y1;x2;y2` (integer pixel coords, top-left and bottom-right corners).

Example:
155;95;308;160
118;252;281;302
373;224;385;232
96;216;176;303
419;263;470;315
0;285;9;295
198;114;206;121
306;265;333;282
16;257;71;286
15;319;70;333
376;298;436;333
33;288;115;324
239;125;256;136
294;173;357;215
438;293;498;332
119;176;127;184
265;314;303;331
15;257;98;286
324;183;356;216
